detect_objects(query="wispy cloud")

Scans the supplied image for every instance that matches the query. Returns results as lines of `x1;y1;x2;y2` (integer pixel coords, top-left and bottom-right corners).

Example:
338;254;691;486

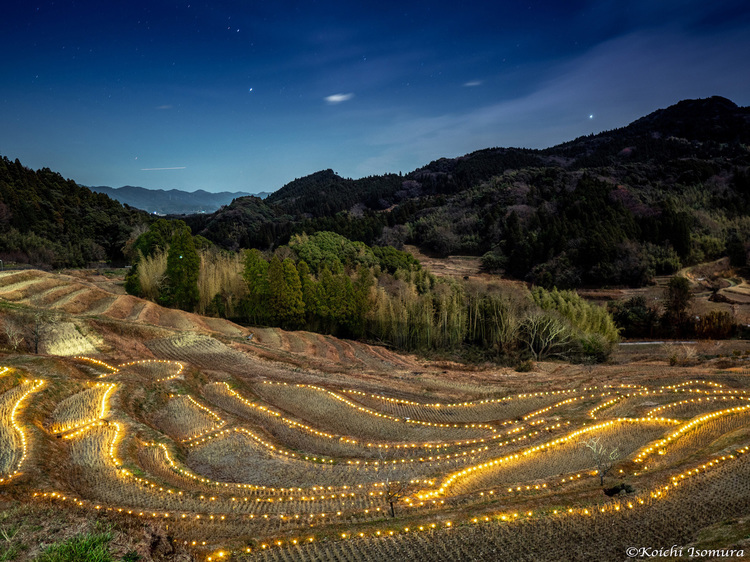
325;93;354;104
463;80;482;87
140;167;186;171
356;24;750;176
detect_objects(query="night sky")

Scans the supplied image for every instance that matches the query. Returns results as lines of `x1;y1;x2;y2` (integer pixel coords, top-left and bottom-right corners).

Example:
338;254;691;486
2;1;750;194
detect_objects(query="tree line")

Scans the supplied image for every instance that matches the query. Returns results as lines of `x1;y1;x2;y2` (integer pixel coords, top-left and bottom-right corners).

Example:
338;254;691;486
608;276;738;340
125;224;620;363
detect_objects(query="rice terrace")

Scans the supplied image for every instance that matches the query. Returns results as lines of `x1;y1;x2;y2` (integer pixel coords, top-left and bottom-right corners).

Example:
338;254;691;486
2;269;750;561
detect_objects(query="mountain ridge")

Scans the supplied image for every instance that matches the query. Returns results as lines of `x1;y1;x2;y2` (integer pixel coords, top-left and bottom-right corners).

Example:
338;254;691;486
89;184;269;214
184;96;750;288
2;95;749;285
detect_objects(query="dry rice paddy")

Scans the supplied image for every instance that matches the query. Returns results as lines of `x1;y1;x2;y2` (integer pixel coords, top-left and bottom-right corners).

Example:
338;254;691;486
3;270;750;560
5;348;750;562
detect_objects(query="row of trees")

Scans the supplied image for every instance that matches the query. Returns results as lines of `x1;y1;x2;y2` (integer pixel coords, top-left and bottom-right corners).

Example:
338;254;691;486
608;276;738;339
126;225;620;362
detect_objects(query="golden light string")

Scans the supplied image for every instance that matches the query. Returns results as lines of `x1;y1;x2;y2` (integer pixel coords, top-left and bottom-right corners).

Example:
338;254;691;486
0;379;45;484
37;442;736;560
634;404;750;465
201;445;750;559
420;417;680;499
261;381;498;433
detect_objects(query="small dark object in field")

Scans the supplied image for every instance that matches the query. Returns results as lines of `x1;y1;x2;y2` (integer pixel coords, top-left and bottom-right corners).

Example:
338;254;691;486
604;483;634;496
515;360;534;372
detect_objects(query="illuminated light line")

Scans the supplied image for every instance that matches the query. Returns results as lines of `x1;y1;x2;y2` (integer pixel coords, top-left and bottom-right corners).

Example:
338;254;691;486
28;370;750;556
420;417;680;499
214;382;339;440
228;383;574;456
634;405;750;464
39;440;745;559
155;441;384;497
171;394;227;443
31;393;750;556
523;393;615;421
660;380;728;391
50;383;117;434
588;396;625;418
234;445;750;557
341;387;580;409
118;359;185;382
216;380;567;466
0;379;45;484
73;356;118;372
587;385;749;420
645;394;750;417
44;440;743;558
262;381;498;433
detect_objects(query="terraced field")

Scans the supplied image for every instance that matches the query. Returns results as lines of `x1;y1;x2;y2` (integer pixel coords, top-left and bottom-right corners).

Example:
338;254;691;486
3;270;750;561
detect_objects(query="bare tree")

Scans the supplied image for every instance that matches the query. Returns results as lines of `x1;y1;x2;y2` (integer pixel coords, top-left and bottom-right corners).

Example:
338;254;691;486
3;318;24;351
519;312;573;361
26;310;54;355
384;477;416;518
581;436;619;486
378;450;418;518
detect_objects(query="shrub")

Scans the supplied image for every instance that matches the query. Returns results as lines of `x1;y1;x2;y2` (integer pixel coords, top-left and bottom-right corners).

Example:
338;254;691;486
695;311;736;340
577;333;615;363
514;359;534;372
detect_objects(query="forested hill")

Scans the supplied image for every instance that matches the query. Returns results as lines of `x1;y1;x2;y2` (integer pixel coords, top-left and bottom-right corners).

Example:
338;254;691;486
3;96;750;287
258;96;750;217
0;157;147;267
547;96;750;164
183;96;750;288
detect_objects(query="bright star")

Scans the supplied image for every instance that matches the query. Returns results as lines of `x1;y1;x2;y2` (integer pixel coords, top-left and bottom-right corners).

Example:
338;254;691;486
589;114;594;119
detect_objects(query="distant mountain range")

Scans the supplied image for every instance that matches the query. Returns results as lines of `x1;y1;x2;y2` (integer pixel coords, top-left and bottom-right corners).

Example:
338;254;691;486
88;185;270;214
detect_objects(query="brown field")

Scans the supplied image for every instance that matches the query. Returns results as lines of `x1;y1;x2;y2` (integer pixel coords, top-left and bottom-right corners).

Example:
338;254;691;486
408;248;750;329
2;269;750;561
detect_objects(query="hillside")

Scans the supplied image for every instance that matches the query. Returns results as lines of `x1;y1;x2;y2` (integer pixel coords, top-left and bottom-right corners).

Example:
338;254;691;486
89;185;267;215
0;157;148;267
0;269;425;376
4;270;750;560
186;96;750;288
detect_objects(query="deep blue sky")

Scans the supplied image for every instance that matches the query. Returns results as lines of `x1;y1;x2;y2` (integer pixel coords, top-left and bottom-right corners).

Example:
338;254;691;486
2;1;750;193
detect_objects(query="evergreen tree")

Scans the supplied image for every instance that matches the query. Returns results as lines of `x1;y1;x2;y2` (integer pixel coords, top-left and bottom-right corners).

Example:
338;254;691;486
316;267;337;332
242;249;269;324
297;260;319;323
662;276;692;335
316;267;356;334
349;265;373;337
282;257;305;328
267;255;286;324
133;218;179;258
727;230;747;267
164;226;200;311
